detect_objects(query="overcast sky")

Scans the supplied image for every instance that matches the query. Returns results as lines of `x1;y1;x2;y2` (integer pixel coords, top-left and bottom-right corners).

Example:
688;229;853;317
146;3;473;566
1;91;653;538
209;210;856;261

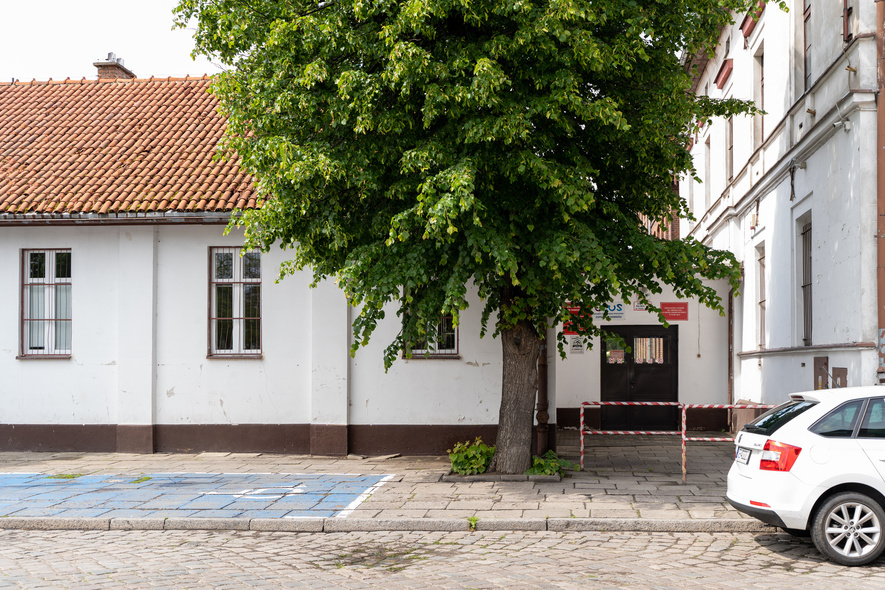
0;0;220;82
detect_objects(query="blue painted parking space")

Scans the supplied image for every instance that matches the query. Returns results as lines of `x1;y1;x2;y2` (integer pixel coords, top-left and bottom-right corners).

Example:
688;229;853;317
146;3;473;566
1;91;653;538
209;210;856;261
0;473;393;519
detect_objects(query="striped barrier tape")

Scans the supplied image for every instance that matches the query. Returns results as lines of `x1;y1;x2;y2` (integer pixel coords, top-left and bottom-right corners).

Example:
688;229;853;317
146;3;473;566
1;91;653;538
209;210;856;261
679;403;775;482
579;400;777;482
683;404;777;409
583;430;681;435
579;401;683;471
582;401;683;406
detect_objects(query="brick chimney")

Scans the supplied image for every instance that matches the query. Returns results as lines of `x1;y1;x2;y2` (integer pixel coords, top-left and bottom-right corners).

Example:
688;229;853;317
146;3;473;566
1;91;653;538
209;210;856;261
93;52;136;79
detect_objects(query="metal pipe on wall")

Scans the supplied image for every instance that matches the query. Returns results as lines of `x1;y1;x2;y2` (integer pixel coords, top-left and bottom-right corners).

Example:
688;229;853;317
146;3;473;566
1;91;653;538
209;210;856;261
877;0;885;382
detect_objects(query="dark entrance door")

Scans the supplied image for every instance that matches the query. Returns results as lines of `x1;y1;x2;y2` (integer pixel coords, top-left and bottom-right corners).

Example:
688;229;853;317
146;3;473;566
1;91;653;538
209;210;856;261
600;325;678;431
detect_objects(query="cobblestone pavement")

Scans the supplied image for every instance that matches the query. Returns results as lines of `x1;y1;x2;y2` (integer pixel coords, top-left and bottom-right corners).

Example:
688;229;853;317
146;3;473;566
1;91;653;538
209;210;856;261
2;529;884;589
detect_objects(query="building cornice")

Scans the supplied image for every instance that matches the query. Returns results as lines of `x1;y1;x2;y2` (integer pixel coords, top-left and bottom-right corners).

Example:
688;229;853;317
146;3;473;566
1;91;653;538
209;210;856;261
0;211;235;226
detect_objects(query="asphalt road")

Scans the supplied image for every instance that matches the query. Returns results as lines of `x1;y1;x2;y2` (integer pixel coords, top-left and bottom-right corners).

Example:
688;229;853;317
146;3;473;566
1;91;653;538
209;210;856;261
2;529;885;589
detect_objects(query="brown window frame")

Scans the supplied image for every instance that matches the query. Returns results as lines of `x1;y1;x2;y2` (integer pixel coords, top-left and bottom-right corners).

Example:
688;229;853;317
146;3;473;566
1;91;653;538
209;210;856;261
757;245;766;349
208;246;262;358
405;314;460;359
801;221;813;346
726;116;734;183
20;249;72;358
804;0;813;91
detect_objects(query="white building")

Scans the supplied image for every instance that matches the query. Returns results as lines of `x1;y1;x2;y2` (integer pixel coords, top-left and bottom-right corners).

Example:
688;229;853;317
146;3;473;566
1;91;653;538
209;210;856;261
0;59;733;455
681;1;883;403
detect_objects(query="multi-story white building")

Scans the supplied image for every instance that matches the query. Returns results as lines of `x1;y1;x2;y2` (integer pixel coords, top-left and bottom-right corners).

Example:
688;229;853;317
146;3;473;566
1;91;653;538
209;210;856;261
681;1;884;403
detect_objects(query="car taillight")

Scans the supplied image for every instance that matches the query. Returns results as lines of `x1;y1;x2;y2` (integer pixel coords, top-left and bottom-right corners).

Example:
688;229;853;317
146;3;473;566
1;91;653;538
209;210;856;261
759;440;802;472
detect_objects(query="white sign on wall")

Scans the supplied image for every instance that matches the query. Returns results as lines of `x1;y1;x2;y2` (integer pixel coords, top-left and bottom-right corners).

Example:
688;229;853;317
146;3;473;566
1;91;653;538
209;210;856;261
593;304;625;321
570;336;585;354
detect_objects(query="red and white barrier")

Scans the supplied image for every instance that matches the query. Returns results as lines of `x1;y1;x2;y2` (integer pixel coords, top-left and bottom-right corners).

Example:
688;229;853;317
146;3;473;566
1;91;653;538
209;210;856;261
579;400;775;483
579;401;683;473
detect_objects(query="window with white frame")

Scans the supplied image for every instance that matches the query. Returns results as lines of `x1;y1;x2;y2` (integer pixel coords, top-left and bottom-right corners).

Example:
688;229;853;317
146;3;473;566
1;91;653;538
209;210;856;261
407;315;459;357
209;247;261;356
21;249;72;357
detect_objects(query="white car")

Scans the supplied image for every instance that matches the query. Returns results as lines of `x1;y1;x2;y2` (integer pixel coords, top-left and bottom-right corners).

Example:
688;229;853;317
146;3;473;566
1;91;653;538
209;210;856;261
727;386;885;566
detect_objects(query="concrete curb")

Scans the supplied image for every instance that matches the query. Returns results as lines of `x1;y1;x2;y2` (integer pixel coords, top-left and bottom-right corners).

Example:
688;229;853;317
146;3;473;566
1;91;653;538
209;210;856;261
324;518;469;532
440;474;562;483
0;516;774;534
545;518;771;533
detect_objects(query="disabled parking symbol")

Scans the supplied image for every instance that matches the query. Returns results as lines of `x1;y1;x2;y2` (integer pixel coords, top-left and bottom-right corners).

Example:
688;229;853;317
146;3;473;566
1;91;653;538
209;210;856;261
201;486;305;501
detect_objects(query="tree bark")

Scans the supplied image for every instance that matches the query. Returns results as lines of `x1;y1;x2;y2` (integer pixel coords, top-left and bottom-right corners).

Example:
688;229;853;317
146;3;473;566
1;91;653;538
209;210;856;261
490;319;541;474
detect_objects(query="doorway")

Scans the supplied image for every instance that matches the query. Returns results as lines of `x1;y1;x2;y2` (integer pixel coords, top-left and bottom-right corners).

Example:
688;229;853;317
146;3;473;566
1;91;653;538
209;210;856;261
600;325;678;431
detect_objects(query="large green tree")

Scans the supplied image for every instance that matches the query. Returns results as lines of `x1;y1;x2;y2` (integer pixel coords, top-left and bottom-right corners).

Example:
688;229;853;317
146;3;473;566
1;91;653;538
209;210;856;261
177;0;767;473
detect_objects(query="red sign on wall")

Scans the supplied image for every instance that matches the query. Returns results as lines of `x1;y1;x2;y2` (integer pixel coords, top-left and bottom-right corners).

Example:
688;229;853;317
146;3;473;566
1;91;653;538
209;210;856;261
563;305;582;335
661;302;689;321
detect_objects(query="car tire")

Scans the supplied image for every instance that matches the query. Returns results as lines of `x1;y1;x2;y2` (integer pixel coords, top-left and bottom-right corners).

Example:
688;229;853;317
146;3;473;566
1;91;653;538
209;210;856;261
811;492;885;566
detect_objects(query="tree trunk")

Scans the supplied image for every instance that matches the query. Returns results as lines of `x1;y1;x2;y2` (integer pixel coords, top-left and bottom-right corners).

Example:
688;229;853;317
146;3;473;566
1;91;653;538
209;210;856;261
490;320;541;474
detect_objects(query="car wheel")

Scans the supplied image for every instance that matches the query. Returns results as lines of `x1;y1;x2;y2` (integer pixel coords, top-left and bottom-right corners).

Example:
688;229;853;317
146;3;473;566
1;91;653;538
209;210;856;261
811;492;885;566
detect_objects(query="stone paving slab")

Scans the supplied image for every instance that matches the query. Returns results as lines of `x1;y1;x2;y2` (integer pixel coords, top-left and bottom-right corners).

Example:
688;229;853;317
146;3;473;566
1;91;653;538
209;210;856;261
0;435;764;533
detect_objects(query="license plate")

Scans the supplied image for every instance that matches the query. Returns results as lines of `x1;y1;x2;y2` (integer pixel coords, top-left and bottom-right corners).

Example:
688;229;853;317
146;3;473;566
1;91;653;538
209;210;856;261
735;447;751;465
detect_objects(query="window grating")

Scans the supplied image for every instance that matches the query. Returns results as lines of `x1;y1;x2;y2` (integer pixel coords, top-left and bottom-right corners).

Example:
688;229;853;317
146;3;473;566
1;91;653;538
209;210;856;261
634;337;667;365
407;315;459;357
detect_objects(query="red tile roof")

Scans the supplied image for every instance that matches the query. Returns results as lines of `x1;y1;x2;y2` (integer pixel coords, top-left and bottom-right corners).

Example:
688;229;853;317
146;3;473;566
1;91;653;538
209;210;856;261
0;76;256;217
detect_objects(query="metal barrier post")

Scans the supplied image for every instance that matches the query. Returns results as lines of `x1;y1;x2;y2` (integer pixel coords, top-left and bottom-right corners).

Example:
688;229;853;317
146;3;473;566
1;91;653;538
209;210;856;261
681;404;687;484
579;403;585;471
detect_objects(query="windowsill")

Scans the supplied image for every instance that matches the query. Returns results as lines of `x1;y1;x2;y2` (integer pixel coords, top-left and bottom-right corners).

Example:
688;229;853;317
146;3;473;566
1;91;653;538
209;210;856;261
403;354;462;360
16;354;72;360
207;354;264;360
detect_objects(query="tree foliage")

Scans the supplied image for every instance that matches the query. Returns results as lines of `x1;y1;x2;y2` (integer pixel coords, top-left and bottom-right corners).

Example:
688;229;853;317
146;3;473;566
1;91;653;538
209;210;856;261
177;0;768;471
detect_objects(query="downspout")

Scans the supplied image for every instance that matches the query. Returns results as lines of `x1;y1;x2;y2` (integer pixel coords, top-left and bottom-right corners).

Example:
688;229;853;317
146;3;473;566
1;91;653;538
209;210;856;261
728;287;734;406
877;0;885;382
535;339;549;455
728;286;735;433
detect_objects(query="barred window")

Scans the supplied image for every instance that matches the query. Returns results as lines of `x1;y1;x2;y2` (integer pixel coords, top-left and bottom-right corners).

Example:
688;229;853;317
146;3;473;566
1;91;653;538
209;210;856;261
21;249;72;357
209;247;261;356
407;315;459;357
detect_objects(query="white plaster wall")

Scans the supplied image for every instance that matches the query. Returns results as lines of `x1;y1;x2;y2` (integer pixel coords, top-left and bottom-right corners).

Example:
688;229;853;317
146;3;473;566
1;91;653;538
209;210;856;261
0;224;316;426
0;226;119;424
554;282;731;408
739;349;879;406
681;4;881;400
349;285;503;425
153;226;313;424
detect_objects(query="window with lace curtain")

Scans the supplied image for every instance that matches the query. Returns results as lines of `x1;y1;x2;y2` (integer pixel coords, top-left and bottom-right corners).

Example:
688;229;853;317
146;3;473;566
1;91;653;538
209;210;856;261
21;249;72;357
209;247;262;356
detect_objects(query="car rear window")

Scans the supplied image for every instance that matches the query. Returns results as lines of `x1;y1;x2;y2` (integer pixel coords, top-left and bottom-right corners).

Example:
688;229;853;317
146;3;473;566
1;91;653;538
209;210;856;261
742;399;818;436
